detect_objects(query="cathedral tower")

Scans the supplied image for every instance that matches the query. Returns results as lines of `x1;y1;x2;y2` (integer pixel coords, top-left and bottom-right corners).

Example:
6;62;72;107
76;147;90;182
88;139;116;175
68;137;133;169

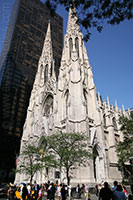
15;7;129;185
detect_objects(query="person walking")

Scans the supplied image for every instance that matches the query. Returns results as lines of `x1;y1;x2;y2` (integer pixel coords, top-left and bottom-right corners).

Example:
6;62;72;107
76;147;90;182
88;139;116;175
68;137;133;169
61;184;67;200
113;185;127;200
76;184;81;198
68;184;72;199
49;183;56;200
99;182;113;200
112;181;118;192
22;183;28;200
34;181;39;200
57;184;62;200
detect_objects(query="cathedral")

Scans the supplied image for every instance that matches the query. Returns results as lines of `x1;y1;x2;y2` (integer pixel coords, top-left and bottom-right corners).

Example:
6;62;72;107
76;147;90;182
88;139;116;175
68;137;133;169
15;7;130;185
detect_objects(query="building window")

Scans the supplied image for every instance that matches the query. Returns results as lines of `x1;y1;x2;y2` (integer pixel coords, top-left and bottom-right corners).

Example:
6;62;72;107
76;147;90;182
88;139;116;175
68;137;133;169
50;63;52;77
103;114;106;128
83;89;88;115
112;117;117;130
69;38;73;59
55;171;60;179
40;64;43;79
65;90;69;116
75;37;79;57
44;64;48;83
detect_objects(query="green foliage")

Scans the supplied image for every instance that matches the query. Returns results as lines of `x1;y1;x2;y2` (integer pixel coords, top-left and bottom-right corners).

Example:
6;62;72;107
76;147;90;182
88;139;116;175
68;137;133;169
17;142;56;183
45;0;132;41
17;143;43;183
116;112;133;181
116;112;133;164
40;132;92;184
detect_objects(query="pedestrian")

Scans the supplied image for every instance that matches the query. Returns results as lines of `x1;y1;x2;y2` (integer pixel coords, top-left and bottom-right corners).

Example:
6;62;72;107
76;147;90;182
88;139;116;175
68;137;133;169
123;185;128;198
37;187;42;200
61;184;67;200
95;184;99;196
76;184;81;198
22;183;28;200
112;181;118;192
34;181;39;200
27;183;31;199
49;183;56;200
113;184;127;200
84;184;89;200
68;183;72;199
7;185;15;200
99;182;113;200
57;184;62;200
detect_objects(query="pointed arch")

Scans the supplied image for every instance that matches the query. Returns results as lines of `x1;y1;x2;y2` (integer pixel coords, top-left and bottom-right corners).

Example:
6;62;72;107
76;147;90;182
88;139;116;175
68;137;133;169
40;64;43;79
44;64;48;83
50;62;52;77
93;143;104;182
69;38;73;59
103;114;106;128
83;88;88;115
65;89;69;116
75;37;79;57
112;117;117;130
43;94;53;117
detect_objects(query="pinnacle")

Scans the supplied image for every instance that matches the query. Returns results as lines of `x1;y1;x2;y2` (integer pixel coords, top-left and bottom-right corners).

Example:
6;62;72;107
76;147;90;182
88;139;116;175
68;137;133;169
66;5;80;34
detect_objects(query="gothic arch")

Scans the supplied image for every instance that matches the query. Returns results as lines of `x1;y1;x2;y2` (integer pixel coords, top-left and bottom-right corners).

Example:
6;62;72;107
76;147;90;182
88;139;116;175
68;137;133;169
75;37;79;57
93;143;104;182
40;64;43;79
42;94;54;132
65;89;69;116
112;117;117;130
44;64;48;83
83;88;88;115
50;63;52;77
43;94;53;117
103;114;106;128
69;38;73;59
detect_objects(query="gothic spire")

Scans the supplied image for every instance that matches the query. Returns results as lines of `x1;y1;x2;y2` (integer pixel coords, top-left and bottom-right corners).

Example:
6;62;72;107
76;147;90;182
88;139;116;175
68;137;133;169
41;21;53;59
66;6;80;34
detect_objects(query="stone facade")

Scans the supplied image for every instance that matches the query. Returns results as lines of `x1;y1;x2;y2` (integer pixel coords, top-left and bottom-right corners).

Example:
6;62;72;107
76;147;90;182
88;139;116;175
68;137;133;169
15;8;130;185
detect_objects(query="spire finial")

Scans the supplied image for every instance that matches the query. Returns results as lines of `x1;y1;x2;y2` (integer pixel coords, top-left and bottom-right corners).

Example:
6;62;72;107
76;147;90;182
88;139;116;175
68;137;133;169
122;104;125;113
115;100;118;111
41;22;52;58
107;96;110;110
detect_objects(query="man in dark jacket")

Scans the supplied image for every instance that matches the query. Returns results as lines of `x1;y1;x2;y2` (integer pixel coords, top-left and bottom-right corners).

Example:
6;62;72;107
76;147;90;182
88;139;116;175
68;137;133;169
99;182;113;200
22;184;28;200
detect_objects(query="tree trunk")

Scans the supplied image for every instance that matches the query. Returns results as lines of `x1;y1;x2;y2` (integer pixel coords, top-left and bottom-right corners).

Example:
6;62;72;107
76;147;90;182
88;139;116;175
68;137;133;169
66;167;70;185
30;174;33;184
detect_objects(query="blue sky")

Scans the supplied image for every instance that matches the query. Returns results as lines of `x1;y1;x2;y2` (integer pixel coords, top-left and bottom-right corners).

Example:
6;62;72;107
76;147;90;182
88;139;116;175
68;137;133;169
0;0;133;110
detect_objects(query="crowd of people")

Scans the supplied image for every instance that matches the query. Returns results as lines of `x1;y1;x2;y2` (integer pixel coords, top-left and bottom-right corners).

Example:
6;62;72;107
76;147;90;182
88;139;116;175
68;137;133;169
95;181;132;200
6;180;133;200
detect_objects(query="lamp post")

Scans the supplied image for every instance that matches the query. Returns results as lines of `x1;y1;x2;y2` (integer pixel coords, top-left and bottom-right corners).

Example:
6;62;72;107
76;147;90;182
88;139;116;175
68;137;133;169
40;149;44;184
129;157;133;194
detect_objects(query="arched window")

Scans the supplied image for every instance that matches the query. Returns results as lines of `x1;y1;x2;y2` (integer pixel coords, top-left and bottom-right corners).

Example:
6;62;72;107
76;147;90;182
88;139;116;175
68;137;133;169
50;63;52;77
75;37;79;57
44;64;48;83
65;90;69;116
112;117;117;130
40;64;43;79
69;38;73;59
83;89;88;114
93;146;99;180
103;114;106;128
43;95;53;117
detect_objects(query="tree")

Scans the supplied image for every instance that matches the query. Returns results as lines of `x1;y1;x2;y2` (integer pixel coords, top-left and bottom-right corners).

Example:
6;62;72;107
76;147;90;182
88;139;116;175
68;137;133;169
116;112;133;182
17;142;56;183
41;132;92;185
45;0;132;41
